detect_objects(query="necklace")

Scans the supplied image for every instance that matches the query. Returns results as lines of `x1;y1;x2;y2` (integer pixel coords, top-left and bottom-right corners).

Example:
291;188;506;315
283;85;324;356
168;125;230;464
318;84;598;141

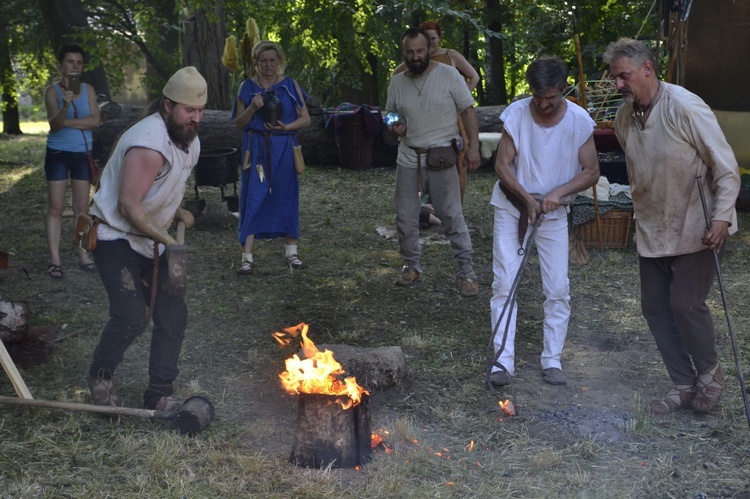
409;67;431;97
259;75;278;91
634;81;662;129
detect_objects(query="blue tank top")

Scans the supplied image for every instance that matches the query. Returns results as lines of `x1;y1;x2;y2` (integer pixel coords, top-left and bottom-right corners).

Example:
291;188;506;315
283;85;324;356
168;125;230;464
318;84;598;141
46;83;94;153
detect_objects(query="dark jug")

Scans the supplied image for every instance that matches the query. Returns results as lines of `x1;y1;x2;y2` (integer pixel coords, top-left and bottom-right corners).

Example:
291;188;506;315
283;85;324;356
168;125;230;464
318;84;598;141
262;91;283;125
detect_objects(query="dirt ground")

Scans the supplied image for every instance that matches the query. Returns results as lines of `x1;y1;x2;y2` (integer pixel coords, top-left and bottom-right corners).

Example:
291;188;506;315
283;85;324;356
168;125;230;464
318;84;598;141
3;163;750;497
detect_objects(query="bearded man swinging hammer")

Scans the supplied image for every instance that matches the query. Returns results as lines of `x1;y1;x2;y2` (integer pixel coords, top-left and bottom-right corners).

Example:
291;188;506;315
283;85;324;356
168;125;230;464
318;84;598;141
86;67;206;412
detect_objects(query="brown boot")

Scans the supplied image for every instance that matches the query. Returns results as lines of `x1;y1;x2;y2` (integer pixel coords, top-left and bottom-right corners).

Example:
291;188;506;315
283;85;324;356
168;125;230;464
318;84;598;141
692;363;723;413
649;385;694;415
395;266;420;286
87;369;123;407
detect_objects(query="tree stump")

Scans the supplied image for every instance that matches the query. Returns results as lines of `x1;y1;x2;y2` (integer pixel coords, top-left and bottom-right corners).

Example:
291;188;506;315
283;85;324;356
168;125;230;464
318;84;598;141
289;393;372;468
0;300;29;343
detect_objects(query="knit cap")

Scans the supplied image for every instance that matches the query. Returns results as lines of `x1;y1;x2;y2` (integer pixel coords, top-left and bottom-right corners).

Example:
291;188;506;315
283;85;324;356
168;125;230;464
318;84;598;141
162;66;207;106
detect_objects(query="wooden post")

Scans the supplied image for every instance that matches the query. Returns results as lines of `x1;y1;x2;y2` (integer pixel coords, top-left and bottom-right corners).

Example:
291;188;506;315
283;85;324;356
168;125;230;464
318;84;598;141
289;393;372;468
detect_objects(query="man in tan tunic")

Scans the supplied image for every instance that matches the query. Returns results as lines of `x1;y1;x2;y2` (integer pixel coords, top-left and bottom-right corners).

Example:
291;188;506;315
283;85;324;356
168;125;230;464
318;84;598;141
604;39;740;415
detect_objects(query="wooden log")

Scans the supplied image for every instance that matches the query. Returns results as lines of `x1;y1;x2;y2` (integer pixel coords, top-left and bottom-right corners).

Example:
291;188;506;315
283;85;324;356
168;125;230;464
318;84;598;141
0;300;29;343
289;393;371;468
93;104;506;169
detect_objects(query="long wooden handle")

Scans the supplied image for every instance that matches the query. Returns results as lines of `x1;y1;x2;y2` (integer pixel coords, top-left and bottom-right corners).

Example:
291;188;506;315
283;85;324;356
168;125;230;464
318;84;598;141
0;395;166;419
0;340;33;399
176;220;185;245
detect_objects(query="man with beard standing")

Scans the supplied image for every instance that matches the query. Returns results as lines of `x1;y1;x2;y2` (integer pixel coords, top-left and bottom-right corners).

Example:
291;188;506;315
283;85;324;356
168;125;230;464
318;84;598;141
86;67;207;412
385;27;481;297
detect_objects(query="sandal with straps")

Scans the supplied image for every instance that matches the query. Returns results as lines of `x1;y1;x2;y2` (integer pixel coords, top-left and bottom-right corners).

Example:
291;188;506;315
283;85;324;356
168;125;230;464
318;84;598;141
48;264;63;279
692;363;724;413
649;386;695;416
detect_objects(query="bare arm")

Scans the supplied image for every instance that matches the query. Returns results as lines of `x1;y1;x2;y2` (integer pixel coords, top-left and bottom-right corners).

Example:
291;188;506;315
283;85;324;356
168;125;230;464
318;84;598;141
63;83;101;131
46;84;71;133
117;147;178;246
233;93;264;130
460;106;481;172
494;131;541;222
447;49;480;91
538;135;600;214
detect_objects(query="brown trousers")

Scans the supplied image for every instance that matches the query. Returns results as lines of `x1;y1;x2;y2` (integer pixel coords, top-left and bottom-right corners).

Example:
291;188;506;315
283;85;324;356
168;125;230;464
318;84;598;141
639;249;719;386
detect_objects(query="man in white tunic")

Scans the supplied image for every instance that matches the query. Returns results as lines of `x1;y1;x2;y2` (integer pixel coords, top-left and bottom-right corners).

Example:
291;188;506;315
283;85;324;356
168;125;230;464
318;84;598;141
604;38;740;415
489;56;599;387
384;27;481;298
87;67;206;412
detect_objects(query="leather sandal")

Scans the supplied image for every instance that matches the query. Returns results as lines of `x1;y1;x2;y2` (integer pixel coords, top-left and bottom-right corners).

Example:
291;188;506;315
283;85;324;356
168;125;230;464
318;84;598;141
692;363;724;413
649;386;695;415
48;264;63;279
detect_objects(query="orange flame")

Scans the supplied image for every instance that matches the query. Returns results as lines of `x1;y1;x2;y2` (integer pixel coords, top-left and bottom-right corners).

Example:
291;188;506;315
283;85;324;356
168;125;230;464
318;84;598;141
499;399;516;416
371;433;384;449
277;323;369;408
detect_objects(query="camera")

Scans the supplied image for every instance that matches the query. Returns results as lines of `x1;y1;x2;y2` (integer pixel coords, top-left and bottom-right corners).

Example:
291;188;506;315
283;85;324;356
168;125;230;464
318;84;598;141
68;73;81;94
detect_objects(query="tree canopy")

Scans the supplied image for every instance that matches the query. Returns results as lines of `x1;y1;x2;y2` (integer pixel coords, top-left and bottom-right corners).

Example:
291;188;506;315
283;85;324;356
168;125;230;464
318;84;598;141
1;0;657;134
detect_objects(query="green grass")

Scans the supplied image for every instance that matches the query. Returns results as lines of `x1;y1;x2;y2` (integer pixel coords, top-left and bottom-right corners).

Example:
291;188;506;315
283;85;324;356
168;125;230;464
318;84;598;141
2;132;750;498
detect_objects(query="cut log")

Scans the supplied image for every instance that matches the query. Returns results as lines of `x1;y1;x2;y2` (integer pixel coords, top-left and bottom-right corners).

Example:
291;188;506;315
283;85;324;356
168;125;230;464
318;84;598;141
0;300;29;343
93;104;506;169
289;393;372;468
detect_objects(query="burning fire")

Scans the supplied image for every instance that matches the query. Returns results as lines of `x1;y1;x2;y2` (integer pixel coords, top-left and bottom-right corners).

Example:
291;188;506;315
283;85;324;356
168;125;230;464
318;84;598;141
275;323;369;409
499;399;516;416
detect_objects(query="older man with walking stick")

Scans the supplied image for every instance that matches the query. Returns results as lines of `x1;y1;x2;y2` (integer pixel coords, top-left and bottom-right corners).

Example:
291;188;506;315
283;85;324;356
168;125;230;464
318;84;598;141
603;38;741;416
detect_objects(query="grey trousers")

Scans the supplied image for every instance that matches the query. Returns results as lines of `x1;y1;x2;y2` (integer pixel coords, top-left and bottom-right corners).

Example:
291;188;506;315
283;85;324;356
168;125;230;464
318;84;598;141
394;163;476;280
639;249;719;386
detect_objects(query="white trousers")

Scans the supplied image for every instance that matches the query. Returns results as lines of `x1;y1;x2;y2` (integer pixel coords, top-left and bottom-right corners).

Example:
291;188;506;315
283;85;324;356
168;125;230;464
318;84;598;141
490;206;570;375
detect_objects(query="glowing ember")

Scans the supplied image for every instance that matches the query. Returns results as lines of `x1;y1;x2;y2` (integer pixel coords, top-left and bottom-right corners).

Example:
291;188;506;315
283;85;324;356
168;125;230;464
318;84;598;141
371;433;384;449
275;323;369;409
499;399;516;416
466;440;475;452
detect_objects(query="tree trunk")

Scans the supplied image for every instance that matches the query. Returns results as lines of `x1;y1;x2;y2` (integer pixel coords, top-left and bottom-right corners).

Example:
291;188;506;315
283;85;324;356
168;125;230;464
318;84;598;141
289;393;372;469
38;0;111;101
182;4;230;110
145;0;179;101
0;23;22;135
484;0;508;105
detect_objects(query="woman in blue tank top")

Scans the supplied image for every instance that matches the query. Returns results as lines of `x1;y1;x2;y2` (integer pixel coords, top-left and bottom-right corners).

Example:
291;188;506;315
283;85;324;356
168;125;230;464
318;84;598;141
43;43;101;278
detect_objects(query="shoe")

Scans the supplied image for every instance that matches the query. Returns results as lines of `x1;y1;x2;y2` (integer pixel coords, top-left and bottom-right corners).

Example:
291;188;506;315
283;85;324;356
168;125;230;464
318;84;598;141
543;368;567;385
78;262;97;273
147;396;183;416
287;254;304;269
460;277;479;297
48;264;63;279
489;369;511;387
692;363;723;413
395;266;421;286
87;369;123;407
236;259;254;275
649;386;695;416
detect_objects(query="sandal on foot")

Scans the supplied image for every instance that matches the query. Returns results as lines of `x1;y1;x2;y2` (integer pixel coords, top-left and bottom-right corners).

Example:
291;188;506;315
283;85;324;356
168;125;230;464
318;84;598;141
287;254;304;269
236;259;254;276
649;386;695;415
692;363;724;413
79;262;97;273
48;264;63;279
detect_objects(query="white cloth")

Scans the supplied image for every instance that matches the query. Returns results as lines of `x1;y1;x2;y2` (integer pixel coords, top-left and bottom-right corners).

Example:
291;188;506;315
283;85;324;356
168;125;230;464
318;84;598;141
91;113;200;258
490;211;570;375
498;97;595;204
615;82;740;257
385;63;474;168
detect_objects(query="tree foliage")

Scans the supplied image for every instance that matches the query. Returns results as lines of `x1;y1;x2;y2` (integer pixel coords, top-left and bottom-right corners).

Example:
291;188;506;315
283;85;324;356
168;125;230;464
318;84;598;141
3;0;658;119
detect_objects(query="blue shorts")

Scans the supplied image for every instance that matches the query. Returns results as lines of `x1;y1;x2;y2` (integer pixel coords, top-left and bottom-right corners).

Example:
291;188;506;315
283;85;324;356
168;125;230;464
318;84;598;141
44;148;90;181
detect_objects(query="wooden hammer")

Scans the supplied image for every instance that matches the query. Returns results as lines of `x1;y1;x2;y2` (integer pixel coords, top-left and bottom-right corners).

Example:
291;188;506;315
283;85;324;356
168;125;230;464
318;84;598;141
166;221;187;295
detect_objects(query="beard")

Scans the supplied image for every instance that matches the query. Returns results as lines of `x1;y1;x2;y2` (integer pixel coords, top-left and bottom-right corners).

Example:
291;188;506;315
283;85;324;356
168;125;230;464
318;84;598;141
407;53;430;75
165;112;199;148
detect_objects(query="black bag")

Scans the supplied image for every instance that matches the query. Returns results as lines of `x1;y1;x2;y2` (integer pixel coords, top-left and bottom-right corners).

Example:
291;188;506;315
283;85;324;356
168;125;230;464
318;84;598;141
262;91;283;125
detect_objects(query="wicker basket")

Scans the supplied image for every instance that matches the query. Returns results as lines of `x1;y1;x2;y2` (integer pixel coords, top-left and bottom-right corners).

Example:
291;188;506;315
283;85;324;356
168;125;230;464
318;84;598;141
334;113;375;170
574;209;633;249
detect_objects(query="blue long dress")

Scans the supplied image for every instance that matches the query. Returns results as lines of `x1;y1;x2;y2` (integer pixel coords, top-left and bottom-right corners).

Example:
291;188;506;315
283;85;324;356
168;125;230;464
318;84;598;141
232;77;307;245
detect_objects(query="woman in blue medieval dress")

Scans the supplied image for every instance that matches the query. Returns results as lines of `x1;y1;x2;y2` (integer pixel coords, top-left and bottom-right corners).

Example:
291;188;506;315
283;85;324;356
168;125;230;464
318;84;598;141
232;41;310;275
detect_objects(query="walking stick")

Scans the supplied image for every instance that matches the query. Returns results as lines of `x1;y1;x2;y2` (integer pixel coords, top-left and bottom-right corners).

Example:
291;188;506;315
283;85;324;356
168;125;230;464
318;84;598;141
695;176;750;429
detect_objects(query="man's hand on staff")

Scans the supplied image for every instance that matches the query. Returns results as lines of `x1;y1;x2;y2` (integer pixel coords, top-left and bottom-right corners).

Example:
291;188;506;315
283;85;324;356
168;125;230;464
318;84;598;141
702;220;730;250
